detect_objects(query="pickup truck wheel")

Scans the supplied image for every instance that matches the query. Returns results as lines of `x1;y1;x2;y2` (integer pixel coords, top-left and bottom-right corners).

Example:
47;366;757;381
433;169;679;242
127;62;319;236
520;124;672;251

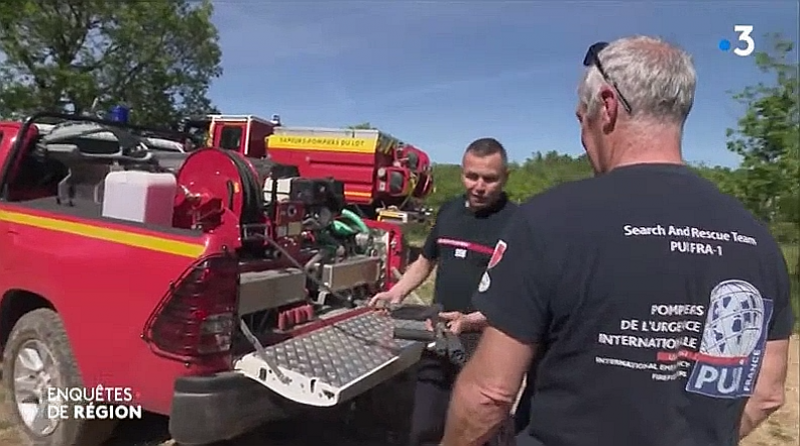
2;308;118;446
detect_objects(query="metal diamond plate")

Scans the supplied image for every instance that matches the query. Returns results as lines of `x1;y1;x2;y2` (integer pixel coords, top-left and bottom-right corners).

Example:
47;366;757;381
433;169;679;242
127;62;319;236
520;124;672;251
262;312;422;389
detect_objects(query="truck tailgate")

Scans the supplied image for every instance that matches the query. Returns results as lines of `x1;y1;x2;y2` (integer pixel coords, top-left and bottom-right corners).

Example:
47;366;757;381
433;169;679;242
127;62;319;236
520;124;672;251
233;309;425;407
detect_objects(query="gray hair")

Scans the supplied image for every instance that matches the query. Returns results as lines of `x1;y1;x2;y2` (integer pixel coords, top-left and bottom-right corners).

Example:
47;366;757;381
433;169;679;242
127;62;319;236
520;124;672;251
578;36;697;126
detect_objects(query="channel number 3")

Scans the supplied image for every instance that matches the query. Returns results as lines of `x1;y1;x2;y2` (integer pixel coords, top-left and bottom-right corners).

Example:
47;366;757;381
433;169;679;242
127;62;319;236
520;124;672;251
734;25;755;57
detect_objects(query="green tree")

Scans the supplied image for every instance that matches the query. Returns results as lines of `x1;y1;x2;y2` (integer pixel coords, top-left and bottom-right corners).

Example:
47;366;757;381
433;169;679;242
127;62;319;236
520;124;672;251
691;164;742;198
725;34;799;224
725;33;799;283
425;151;595;207
0;0;222;126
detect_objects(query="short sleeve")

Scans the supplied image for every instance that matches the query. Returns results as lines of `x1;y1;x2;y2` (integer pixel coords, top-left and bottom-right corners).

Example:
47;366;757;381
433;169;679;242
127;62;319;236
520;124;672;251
472;210;550;344
420;215;440;261
767;251;794;340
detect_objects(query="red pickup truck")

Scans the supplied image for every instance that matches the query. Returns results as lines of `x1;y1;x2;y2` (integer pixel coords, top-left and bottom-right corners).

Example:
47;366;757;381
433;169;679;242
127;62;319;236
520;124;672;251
0;112;424;445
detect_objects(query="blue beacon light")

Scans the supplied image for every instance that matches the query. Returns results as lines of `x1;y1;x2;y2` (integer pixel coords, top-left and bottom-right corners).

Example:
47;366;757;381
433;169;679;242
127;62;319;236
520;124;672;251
109;105;130;124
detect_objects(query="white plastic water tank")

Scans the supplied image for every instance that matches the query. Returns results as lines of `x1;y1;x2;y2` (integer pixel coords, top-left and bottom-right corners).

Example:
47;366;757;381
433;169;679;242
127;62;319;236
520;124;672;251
102;170;177;226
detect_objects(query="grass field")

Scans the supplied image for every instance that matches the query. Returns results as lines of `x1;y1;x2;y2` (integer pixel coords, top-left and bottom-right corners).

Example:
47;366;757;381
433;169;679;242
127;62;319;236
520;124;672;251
782;244;800;329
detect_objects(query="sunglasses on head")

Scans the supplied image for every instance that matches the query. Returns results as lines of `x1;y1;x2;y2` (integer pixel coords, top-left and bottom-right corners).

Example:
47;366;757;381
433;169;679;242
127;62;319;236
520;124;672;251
583;42;633;114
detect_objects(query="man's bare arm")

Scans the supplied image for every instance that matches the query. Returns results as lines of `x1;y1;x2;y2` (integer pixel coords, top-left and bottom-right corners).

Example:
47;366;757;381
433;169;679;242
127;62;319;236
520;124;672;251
441;327;536;446
392;255;436;298
740;339;789;438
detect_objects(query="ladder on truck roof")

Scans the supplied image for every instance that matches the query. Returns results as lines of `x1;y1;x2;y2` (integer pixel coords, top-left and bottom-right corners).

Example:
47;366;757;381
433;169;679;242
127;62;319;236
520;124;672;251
234;307;426;407
34;122;186;152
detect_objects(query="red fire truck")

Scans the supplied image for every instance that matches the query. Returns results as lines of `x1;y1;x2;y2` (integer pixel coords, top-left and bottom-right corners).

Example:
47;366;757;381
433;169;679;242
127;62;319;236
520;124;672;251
182;114;434;225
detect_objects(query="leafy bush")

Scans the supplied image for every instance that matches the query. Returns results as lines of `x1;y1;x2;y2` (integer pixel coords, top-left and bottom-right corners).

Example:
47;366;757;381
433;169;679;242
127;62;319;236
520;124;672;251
771;222;800;245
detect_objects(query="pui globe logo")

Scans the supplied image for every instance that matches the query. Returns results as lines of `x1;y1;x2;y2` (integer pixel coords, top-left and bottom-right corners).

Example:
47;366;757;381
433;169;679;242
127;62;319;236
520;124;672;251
687;279;772;398
701;280;766;358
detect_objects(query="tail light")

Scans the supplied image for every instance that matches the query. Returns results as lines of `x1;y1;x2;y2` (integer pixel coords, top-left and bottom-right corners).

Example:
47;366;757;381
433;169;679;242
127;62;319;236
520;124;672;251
143;254;239;361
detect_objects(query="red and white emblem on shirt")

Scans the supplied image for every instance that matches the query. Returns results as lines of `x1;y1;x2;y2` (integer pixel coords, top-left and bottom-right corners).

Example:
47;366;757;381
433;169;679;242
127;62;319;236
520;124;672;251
487;240;507;269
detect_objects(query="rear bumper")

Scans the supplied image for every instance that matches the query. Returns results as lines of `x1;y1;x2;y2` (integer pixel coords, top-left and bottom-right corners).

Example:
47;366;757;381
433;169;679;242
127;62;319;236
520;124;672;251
169;372;295;445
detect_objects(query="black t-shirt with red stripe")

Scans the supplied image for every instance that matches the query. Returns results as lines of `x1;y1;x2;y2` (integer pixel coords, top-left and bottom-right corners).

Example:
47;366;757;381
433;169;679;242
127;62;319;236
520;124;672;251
421;193;518;313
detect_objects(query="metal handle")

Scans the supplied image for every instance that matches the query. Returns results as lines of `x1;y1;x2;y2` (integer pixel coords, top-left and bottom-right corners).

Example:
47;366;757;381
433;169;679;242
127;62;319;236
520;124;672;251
393;327;436;342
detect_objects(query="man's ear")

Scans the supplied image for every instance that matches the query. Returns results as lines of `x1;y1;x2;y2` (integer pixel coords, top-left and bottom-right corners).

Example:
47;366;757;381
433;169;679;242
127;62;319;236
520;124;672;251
599;86;619;133
501;168;511;186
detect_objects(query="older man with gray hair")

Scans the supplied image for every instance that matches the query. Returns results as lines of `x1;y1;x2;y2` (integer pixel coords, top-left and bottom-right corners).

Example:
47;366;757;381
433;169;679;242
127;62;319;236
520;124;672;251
440;36;793;446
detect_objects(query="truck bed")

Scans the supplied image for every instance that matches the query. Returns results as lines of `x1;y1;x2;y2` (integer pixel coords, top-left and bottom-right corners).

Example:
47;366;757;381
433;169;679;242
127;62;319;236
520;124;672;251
14;196;199;238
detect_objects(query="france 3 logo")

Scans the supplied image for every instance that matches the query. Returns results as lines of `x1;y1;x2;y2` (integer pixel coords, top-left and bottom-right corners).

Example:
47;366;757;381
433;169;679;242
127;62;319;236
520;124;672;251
719;25;755;57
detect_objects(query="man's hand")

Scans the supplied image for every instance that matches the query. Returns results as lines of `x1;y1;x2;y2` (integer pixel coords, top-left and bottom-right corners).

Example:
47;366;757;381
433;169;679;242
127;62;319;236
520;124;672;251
439;311;488;335
367;255;436;307
367;288;404;307
439;312;467;334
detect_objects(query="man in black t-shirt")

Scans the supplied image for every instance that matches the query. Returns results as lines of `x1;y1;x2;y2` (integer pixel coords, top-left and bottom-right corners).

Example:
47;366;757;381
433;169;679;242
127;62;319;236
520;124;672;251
368;138;518;446
441;36;794;446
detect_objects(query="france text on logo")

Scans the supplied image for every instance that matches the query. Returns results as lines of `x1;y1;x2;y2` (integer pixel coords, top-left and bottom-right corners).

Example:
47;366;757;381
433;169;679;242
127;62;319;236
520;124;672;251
686;279;773;399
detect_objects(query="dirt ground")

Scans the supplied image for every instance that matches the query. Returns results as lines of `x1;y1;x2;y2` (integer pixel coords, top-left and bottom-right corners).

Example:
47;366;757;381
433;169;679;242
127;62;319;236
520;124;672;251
740;337;800;446
0;336;797;446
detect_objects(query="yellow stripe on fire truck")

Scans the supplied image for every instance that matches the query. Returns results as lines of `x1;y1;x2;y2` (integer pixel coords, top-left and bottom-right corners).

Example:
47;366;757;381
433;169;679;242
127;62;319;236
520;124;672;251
345;191;372;198
267;135;377;154
0;210;206;258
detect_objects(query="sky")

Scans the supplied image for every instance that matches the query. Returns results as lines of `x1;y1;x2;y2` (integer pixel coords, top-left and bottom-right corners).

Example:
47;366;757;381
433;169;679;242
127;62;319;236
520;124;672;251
208;0;800;168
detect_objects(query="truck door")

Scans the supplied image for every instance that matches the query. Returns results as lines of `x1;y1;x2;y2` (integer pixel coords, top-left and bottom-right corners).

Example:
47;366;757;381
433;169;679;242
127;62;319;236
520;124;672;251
212;121;247;154
246;121;272;158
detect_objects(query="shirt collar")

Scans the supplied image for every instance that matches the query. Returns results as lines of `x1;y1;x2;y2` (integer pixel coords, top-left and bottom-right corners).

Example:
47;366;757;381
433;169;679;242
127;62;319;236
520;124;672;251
462;192;509;217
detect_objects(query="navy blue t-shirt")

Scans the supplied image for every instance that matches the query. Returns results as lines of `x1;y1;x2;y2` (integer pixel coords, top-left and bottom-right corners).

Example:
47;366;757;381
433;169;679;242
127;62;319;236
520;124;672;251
473;163;794;446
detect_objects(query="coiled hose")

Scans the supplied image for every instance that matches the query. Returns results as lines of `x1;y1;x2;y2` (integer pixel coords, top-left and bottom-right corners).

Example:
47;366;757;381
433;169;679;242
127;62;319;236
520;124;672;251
330;208;369;236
